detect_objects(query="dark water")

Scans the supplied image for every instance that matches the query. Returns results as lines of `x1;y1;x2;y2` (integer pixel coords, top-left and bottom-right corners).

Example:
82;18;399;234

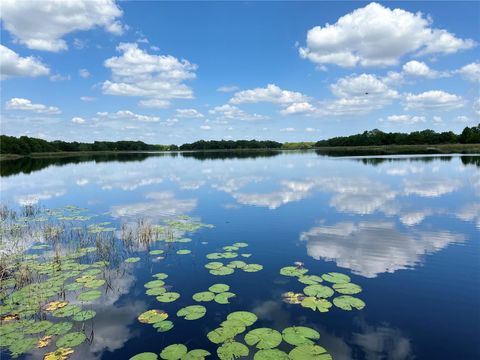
1;151;479;360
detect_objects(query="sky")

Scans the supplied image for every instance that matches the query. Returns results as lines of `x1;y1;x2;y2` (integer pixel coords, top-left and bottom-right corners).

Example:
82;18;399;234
1;1;479;144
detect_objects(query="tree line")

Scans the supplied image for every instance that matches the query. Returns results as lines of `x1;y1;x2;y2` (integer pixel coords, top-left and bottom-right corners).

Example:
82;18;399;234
1;124;479;155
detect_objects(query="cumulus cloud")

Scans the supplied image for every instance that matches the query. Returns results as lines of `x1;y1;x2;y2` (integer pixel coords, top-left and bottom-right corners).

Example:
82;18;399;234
0;0;124;51
79;68;90;78
72;117;86;124
455;62;480;82
299;2;475;68
96;110;160;122
5;98;61;114
175;108;204;118
230;84;309;105
0;44;50;79
403;178;462;197
404;90;465;111
280;102;316;116
209;104;267;121
385;115;426;124
402;60;442;78
102;43;197;108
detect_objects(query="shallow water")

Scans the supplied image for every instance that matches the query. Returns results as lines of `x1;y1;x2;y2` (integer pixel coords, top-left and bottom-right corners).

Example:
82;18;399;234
1;151;479;360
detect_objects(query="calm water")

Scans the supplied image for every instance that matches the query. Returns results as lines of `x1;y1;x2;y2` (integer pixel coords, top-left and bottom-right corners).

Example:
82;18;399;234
1;151;479;360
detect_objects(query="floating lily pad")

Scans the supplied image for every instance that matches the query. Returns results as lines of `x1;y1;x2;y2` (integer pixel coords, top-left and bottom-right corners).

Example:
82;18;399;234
193;291;215;302
219;320;247;335
25;320;52;334
303;284;334;298
298;275;323;285
217;341;249;360
72;310;96;321
153;273;168;279
280;266;308;277
205;262;224;270
46;322;73;336
77;290;102;302
282;326;320;346
333;282;362;295
206;253;223;259
321;272;350;284
176;249;191;255
84;279;105;289
209;267;234;276
232;242;248;248
145;280;165;288
333;295;366;311
154;320;174;332
215;292;236;304
52;304;81;318
44;347;74;360
130;352;158;360
227;261;247;269
149;250;164;255
209;283;230;293
146;287;167;296
243;264;263;272
64;282;83;291
177;305;206;320
227;311;258;326
289;344;332;360
244;328;282;349
183;349;211;360
9;337;37;357
223;246;239;251
241;253;252;258
56;332;86;347
160;344;187;360
300;297;332;312
45;301;68;311
125;257;141;263
254;349;289;360
282;292;305;305
138;310;168;324
207;327;239;344
156;292;180;303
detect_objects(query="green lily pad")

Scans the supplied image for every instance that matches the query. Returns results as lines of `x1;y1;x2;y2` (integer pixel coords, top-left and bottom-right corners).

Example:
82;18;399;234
56;331;86;347
333;282;362;295
192;291;215;302
177;305;206;320
72;310;96;321
156;292;180;303
206;252;223;259
227;261;247;269
125;257;141;263
64;282;83;291
8;337;37;357
46;322;73;335
289;344;332;360
227;311;258;326
205;262;224;269
176;249;191;255
333;295;366;311
241;253;252;258
52;304;81;317
77;290;102;302
149;250;164;255
244;328;282;349
254;349;289;360
300;297;332;312
215;292;236;304
209;283;230;293
145;280;166;288
298;275;323;285
153;273;168;279
321;272;350;284
154;320;174;332
207;327;239;344
217;341;249;360
146;287;167;296
232;242;248;248
282;326;320;346
222;252;238;259
303;285;334;298
183;349;211;360
84;279;105;289
160;344;188;360
25;320;52;334
223;246;239;251
280;266;308;277
243;264;263;272
209;267;234;276
130;353;158;360
138;310;168;324
219;320;246;335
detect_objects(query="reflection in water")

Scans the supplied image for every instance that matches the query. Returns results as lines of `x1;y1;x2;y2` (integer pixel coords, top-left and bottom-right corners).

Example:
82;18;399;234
300;221;465;278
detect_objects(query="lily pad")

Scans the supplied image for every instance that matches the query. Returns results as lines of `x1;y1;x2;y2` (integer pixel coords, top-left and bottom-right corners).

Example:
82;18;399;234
205;262;224;269
72;310;96;321
56;332;86;347
241;253;252;258
243;264;263;272
300;297;332;312
25;320;52;334
282;326;320;346
84;279;105;289
77;290;102;302
146;287;167;296
232;242;248;248
9;337;37;357
46;322;73;336
333;282;362;295
303;285;334;298
207;327;239;344
130;353;158;360
176;305;206;320
156;292;180;303
125;257;141;263
333;295;366;311
183;349;211;360
192;291;215;302
153;273;168;279
138;310;168;324
149;250;164;255
209;267;234;276
282;292;305;305
154;320;174;332
321;272;350;284
208;283;230;293
280;266;308;277
298;275;323;285
289;344;332;360
244;328;282;349
217;341;249;360
145;280;166;288
214;292;236;304
160;344;188;360
254;349;289;360
227;311;258;326
176;249;191;255
52;304;81;318
44;347;74;360
227;261;247;269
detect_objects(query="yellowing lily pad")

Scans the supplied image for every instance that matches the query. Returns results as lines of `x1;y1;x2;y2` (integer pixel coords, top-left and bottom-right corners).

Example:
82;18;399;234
138;310;168;324
44;347;74;360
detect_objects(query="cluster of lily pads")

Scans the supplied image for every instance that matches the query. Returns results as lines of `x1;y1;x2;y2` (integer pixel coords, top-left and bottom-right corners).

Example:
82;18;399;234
193;283;236;304
205;243;263;276
280;265;366;312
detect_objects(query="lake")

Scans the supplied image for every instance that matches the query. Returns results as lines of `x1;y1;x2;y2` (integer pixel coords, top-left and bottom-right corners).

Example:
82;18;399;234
1;151;479;360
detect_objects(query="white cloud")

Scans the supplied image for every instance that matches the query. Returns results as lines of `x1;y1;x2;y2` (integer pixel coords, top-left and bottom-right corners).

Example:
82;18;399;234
200;125;211;130
404;90;465;111
49;74;71;82
175;108;204;118
102;43;197;108
217;85;240;93
280;127;295;132
71;117;86;124
330;73;399;99
209;104;267;121
402;60;441;78
0;44;50;79
455;62;480;82
280;102;316;116
97;110;160;122
230;84;309;105
80;96;96;102
299;2;475;67
403;178;462;197
385;114;426;124
79;68;90;78
5;98;61;114
305;127;319;132
0;0;124;51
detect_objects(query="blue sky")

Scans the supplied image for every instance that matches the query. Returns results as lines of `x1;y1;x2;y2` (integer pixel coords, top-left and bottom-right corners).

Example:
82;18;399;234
1;1;479;144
